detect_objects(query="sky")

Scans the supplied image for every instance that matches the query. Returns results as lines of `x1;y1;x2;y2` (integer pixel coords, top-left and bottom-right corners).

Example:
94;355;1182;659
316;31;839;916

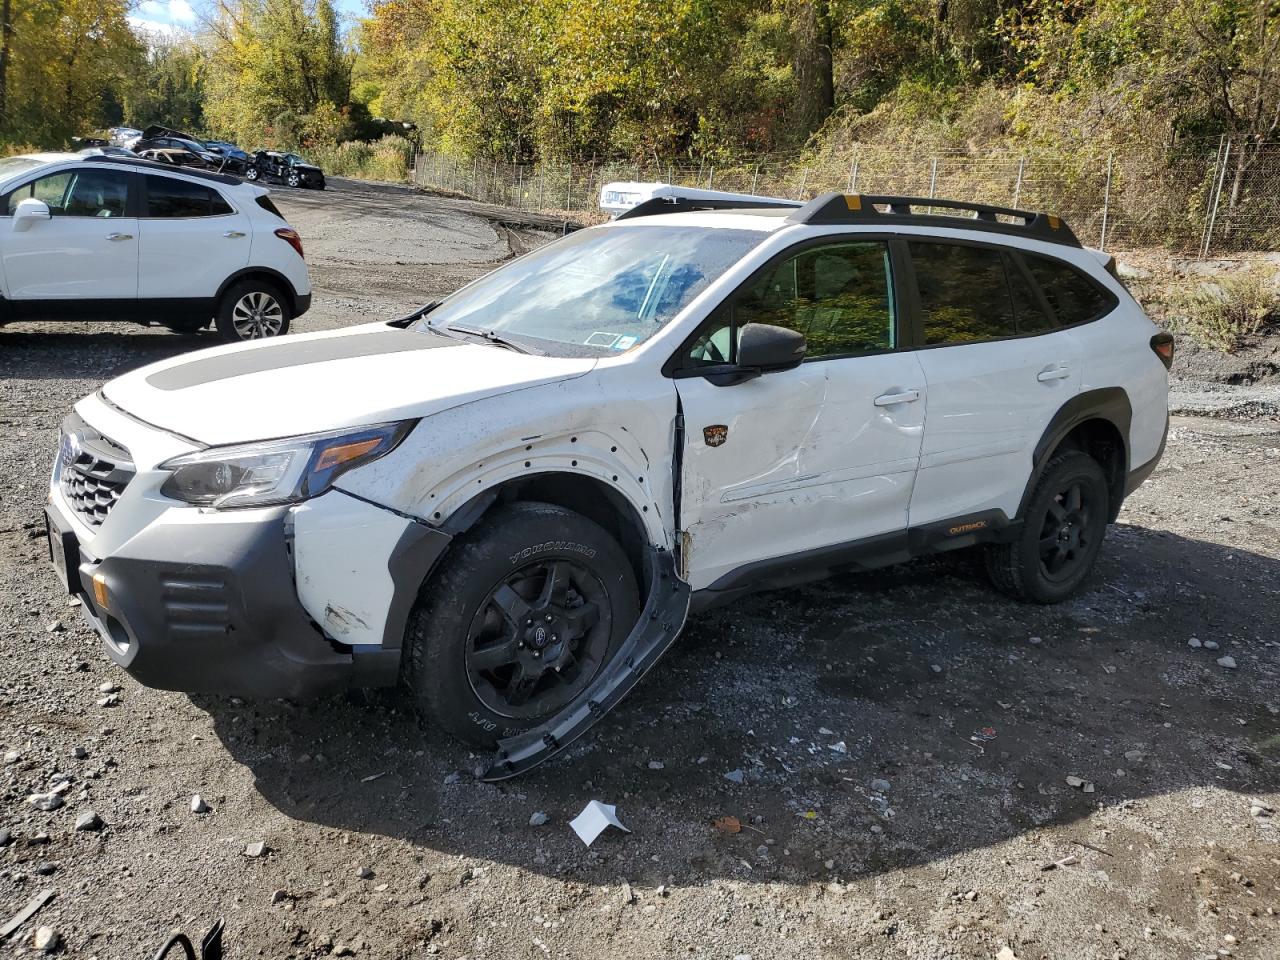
128;0;366;40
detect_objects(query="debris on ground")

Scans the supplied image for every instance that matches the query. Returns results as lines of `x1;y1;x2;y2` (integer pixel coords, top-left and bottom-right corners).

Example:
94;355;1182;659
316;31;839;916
569;801;630;846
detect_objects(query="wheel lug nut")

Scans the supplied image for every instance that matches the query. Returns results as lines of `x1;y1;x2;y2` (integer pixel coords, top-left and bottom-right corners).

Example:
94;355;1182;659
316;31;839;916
545;614;553;622
532;651;541;658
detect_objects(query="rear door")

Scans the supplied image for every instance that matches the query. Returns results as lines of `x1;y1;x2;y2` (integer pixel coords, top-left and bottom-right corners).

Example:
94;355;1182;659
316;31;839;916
905;239;1082;526
675;236;927;591
137;173;251;301
0;166;138;307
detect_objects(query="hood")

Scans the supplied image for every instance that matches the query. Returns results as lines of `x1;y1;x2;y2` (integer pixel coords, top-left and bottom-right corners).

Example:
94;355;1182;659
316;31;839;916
102;323;596;447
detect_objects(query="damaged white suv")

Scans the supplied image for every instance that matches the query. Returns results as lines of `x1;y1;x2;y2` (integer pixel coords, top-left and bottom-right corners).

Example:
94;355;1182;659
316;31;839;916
46;192;1170;778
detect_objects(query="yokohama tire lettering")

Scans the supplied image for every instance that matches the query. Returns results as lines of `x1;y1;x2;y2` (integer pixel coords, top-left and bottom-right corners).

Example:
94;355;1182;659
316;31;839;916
509;541;598;565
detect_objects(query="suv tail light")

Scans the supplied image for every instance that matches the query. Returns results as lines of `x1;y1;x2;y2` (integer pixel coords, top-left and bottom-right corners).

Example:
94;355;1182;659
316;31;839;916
274;227;304;259
1150;332;1174;370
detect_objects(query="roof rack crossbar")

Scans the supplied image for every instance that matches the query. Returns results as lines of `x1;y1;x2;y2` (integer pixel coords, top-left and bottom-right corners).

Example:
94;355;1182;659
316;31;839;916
787;192;1082;248
617;195;801;221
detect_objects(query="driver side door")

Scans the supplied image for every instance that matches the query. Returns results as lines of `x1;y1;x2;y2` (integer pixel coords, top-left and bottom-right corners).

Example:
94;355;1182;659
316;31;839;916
673;236;927;593
1;167;139;312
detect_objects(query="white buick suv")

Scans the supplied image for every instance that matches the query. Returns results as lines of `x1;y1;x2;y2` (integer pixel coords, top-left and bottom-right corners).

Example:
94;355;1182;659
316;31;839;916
46;191;1170;778
0;153;310;340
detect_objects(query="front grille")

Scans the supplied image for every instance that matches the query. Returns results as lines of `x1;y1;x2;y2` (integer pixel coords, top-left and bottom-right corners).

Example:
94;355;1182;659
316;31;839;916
59;413;135;528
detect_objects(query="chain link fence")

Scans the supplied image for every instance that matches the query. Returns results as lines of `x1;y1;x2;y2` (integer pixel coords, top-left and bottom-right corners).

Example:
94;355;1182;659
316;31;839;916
413;139;1280;255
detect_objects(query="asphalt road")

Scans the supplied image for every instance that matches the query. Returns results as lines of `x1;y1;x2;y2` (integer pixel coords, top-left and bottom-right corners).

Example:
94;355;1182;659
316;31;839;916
0;178;1278;960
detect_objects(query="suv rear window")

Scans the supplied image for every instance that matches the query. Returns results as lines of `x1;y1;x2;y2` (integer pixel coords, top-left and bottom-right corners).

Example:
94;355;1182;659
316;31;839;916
1023;254;1113;325
145;175;233;217
254;195;284;219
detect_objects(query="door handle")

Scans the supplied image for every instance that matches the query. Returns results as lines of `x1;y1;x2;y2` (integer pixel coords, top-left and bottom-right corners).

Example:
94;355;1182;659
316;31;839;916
873;389;920;406
105;232;133;241
223;230;245;238
1037;365;1071;382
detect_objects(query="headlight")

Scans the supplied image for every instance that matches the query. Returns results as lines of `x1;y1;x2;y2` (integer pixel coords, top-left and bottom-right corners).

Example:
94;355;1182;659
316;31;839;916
159;421;414;509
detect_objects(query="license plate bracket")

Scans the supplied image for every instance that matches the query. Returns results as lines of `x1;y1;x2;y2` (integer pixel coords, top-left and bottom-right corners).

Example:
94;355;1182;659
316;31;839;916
45;509;81;596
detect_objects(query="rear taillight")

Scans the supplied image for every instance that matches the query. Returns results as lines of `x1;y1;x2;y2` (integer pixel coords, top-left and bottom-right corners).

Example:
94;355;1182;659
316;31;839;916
274;227;304;259
1150;332;1174;370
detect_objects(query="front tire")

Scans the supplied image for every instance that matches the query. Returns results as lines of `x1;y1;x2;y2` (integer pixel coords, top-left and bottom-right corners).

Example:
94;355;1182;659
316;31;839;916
214;280;291;342
404;502;640;748
287;172;300;187
244;166;259;181
985;450;1110;604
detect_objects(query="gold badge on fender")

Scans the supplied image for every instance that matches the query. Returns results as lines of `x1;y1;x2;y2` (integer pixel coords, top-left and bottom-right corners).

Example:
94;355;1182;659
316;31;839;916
704;424;728;448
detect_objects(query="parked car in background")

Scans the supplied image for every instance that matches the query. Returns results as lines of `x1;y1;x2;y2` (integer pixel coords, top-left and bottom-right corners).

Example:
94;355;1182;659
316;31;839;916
109;127;143;147
246;150;326;189
78;146;139;159
0;152;310;340
130;126;228;170
203;140;250;173
136;147;218;170
41;188;1170;780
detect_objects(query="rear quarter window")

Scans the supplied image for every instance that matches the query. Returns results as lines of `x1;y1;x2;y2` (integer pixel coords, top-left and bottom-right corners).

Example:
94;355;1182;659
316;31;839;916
1023;255;1115;325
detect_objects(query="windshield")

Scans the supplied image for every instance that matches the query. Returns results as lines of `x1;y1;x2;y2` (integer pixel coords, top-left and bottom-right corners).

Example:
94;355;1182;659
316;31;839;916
414;224;766;357
0;157;45;184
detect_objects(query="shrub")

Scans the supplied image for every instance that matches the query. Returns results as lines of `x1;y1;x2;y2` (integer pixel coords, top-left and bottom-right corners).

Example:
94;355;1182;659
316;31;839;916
1165;266;1278;353
307;135;412;183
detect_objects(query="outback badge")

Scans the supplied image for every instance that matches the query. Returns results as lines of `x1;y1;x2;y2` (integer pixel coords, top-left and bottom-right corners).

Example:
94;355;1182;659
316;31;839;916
703;424;729;448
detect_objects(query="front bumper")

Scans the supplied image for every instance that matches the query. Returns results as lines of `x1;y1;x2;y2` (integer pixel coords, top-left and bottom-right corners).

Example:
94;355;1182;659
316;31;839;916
47;494;448;699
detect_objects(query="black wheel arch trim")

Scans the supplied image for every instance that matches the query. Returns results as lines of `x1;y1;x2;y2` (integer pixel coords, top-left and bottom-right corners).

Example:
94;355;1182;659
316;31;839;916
215;267;306;316
1018;387;1132;523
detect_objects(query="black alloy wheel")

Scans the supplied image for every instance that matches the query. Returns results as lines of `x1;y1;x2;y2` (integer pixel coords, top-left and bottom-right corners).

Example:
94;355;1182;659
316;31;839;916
464;558;611;719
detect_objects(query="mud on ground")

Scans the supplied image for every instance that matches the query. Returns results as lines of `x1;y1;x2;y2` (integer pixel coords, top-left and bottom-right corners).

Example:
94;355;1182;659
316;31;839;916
1;180;1278;960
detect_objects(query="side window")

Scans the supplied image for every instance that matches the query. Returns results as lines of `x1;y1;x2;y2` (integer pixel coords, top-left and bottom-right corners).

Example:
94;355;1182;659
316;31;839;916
145;175;230;217
1007;258;1054;334
909;241;1016;345
5;170;128;217
1024;254;1113;325
688;240;896;364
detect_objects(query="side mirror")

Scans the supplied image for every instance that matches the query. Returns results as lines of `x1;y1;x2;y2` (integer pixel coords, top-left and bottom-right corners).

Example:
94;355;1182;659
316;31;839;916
12;197;50;231
737;322;806;372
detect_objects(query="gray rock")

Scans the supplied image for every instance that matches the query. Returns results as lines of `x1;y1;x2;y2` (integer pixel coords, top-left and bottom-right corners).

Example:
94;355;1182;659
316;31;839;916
1187;638;1202;648
35;861;56;875
28;793;63;812
98;680;119;694
96;694;120;708
244;841;268;858
724;768;745;784
34;926;61;952
930;663;943;673
190;794;210;814
357;865;374;880
870;778;892;793
647;760;665;770
4;749;19;764
1217;655;1237;669
442;772;462;785
0;828;12;846
46;620;64;633
71;746;88;760
528;811;549;827
1204;640;1220;651
1065;776;1085;789
271;889;290;904
74;810;103;831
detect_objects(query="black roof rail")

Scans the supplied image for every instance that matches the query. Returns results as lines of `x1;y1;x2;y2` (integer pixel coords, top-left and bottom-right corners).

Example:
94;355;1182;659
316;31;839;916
787;192;1082;248
84;154;242;186
616;194;801;220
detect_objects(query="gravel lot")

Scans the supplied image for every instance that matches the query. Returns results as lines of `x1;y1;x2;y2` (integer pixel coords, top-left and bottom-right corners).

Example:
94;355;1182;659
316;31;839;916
1;178;1278;960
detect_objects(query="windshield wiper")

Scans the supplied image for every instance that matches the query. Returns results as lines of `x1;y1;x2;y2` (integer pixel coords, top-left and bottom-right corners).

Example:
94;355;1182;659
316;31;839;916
442;323;533;354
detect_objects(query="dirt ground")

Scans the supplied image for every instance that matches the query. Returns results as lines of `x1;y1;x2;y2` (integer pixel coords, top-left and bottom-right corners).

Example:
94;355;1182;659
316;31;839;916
1;179;1278;960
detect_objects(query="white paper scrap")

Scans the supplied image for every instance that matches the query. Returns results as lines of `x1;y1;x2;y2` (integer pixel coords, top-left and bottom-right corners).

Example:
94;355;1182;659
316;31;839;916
569;800;631;846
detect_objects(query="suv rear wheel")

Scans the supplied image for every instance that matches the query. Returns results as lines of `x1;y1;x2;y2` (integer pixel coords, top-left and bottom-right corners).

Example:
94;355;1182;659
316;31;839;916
986;450;1110;604
404;502;640;747
215;280;291;342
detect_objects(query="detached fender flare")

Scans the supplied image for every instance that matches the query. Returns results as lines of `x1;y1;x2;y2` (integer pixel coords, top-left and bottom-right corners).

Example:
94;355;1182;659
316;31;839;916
1017;387;1132;522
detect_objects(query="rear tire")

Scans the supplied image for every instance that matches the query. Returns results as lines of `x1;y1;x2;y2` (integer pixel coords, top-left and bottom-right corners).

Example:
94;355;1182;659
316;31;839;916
404;502;640;748
985;450;1110;604
214;280;291;342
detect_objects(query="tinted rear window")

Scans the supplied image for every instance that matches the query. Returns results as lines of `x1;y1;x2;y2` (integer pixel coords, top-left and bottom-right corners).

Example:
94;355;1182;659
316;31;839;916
145;175;232;217
254;195;284;219
909;241;1016;344
1024;255;1113;325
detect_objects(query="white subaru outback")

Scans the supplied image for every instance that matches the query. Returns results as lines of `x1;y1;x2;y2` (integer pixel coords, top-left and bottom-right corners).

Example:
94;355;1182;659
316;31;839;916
0;153;310;340
46;192;1170;778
